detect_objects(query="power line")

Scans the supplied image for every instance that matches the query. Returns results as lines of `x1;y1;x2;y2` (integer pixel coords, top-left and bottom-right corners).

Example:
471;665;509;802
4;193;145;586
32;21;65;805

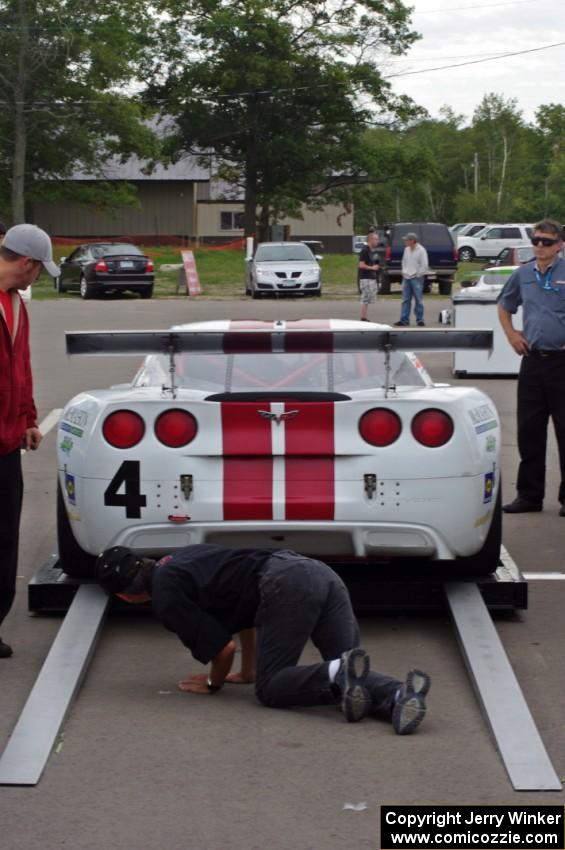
386;50;528;63
0;40;562;106
386;40;565;79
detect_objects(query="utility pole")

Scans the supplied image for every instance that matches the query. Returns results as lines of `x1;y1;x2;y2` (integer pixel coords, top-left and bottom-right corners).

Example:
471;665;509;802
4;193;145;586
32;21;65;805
473;151;479;196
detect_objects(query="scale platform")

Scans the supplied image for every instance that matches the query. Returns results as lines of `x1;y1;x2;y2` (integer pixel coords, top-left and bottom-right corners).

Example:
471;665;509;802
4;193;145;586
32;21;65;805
29;549;527;614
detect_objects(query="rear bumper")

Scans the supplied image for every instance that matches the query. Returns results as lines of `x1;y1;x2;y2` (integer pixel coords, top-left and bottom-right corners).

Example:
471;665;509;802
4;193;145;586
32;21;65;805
93;275;154;288
102;519;469;561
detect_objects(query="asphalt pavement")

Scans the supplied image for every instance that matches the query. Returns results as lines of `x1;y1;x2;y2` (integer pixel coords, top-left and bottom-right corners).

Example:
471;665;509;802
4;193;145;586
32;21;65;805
1;295;564;850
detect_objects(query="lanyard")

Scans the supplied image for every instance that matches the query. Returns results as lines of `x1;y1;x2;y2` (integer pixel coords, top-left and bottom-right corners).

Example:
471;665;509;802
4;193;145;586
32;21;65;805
534;266;560;293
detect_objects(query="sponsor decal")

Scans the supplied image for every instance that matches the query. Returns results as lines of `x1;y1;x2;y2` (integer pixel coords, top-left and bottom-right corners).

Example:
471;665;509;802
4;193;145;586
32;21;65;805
469;403;495;425
65;471;76;505
474;508;493;528
59;436;74;455
475;419;498;434
64;406;89;428
60;421;84;438
67;508;81;521
483;472;494;504
485;435;496;452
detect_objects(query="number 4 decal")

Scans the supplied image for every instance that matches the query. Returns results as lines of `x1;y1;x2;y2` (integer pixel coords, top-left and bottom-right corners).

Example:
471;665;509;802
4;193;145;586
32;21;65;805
104;460;147;518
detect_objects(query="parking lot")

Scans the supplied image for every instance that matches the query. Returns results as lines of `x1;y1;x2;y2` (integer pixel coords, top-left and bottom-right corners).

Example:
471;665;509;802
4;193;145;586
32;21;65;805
1;296;564;850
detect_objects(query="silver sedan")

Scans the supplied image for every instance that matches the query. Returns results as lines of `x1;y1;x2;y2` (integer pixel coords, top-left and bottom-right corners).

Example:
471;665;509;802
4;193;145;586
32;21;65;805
245;242;322;298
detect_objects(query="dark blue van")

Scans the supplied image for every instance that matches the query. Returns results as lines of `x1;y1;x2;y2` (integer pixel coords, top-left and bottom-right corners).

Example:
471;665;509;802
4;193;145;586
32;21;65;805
379;222;458;295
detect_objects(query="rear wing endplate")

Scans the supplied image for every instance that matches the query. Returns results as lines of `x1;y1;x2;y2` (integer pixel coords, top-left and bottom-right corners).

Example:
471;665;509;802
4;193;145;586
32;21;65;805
66;328;493;356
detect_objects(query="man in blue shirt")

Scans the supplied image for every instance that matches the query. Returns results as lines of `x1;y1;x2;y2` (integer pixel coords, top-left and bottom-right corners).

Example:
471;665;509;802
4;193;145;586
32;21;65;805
497;218;565;514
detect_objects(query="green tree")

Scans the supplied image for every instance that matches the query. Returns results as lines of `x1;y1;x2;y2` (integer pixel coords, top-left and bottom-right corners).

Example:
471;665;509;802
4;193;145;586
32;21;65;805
535;104;565;220
149;0;420;237
352;126;436;228
454;94;541;221
0;0;159;222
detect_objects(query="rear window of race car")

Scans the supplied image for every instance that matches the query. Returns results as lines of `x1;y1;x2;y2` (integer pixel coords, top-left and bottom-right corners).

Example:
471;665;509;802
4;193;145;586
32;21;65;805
133;351;427;394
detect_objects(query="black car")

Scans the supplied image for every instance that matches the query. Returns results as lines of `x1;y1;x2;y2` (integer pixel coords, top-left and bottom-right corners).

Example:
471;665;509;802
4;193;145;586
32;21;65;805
55;243;154;299
378;222;458;295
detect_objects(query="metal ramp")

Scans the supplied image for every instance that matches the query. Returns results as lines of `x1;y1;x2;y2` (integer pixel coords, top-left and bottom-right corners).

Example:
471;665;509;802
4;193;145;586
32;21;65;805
0;547;560;790
0;584;109;786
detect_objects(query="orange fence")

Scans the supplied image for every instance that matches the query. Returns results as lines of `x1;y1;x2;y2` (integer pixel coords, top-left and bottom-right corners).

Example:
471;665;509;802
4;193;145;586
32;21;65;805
52;235;247;250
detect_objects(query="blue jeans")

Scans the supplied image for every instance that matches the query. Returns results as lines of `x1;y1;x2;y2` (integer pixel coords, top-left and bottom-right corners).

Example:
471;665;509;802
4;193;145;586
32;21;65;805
400;276;425;324
254;550;400;717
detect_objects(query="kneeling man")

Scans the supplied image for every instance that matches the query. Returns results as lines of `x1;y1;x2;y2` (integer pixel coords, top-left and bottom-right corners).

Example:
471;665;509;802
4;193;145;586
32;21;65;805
96;544;430;734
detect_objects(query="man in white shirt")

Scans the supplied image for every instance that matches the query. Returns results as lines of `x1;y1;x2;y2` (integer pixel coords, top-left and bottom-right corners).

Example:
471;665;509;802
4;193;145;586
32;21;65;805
394;232;429;327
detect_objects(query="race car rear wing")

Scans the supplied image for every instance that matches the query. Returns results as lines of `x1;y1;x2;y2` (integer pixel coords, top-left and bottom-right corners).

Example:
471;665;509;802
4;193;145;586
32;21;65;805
66;328;494;398
66;328;493;356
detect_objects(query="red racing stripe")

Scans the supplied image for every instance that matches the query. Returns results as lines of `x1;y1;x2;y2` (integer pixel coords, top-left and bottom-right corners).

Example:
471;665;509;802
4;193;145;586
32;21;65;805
223;458;273;520
284;332;334;353
223;333;273;354
222;402;273;520
284;320;332;353
284;402;334;520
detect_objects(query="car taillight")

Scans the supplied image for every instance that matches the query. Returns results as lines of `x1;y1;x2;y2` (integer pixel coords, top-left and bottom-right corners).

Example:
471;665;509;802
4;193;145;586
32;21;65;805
95;259;108;272
155;410;197;447
454;247;459;261
146;259;154;272
103;410;145;448
385;245;392;261
359;408;401;447
411;409;453;447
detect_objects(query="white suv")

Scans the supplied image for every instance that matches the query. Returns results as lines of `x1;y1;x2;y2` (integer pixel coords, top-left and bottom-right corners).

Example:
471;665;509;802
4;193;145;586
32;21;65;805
457;224;533;262
453;222;489;238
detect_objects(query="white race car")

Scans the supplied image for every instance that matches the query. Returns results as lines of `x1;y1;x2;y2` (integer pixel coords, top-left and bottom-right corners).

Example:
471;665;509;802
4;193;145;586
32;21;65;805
57;319;501;578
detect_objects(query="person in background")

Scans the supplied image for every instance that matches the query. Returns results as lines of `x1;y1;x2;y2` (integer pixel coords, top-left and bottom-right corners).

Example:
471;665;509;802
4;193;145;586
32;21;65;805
0;224;60;657
395;232;429;327
498;218;565;515
96;543;431;735
358;229;382;322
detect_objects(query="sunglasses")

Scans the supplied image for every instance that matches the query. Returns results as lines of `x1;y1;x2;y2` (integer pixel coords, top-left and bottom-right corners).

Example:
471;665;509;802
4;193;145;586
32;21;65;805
531;236;560;247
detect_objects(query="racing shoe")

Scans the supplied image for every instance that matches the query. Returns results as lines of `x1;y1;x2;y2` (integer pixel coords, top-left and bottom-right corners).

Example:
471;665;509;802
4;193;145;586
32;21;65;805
334;648;371;723
392;669;431;735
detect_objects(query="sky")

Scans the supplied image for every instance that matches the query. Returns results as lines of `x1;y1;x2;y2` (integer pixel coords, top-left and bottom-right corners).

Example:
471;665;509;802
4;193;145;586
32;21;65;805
385;0;565;125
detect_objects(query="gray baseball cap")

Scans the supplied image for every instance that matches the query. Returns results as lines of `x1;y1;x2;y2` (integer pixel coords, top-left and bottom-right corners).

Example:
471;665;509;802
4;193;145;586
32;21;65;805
403;232;419;242
3;224;60;277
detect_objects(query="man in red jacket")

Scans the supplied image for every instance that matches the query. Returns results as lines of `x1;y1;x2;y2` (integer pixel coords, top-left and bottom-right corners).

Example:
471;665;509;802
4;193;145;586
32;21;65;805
0;224;59;657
